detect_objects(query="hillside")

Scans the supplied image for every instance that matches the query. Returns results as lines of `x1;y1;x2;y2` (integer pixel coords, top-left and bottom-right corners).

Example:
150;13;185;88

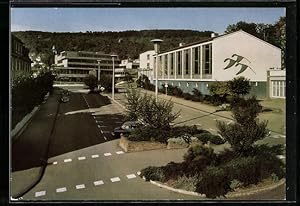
12;30;214;65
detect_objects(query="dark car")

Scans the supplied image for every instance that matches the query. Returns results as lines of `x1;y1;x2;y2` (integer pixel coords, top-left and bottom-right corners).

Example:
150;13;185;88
112;121;143;138
60;95;70;103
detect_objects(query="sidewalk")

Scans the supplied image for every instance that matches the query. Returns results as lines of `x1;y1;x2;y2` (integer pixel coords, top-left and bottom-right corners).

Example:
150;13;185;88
11;88;61;197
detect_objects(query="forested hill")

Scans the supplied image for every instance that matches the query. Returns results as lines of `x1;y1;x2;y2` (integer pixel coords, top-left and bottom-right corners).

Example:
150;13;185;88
12;30;213;64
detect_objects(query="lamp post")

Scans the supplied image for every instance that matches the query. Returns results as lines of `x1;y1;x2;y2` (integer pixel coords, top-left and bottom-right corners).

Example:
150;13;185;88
97;60;101;90
111;54;118;100
151;39;163;102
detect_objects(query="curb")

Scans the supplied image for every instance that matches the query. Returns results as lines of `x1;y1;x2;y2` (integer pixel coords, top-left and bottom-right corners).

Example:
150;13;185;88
11;106;40;143
147;178;285;199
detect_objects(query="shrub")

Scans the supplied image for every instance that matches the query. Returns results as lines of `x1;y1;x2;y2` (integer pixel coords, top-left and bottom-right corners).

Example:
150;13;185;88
140;166;166;182
172;86;183;97
173;175;198;192
191;88;203;102
183;144;216;164
162;162;185;180
195;166;232;198
167;137;189;147
208;81;230;104
183;92;193;100
230;179;244;190
223;156;261;186
216;96;269;155
84;74;98;92
227;76;251;97
128;126;170;143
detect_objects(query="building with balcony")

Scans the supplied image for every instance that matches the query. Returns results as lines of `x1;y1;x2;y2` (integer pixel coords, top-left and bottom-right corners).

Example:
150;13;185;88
11;35;32;79
53;51;121;82
152;30;282;99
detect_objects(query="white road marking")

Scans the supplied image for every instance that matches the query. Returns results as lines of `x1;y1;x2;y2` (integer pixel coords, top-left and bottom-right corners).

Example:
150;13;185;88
94;180;104;186
103;136;107;140
100;130;103;134
104;153;112;156
75;184;85;189
116;151;124;154
56;187;67;193
52;161;58;165
126;174;136;179
277;155;285;159
110;177;121;182
91;154;99;158
99;125;107;128
97;125;101;128
137;171;141;176
78;156;86;160
93;116;96;119
64;159;72;163
82;95;90;108
35;191;46;197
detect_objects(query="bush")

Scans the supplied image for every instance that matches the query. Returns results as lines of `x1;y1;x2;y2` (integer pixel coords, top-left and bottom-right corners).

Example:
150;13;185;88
173;175;198;192
172;86;183;97
84;74;98;91
183;144;216;164
195;166;232;198
140;166;166;182
223;156;261;186
183;92;193;100
216;96;269;155
230;179;244;190
162;162;185;180
128;126;171;143
191;88;203;102
227;76;251;97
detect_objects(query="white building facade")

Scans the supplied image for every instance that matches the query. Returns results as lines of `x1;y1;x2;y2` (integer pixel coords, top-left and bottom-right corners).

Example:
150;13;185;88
139;50;155;83
152;30;282;99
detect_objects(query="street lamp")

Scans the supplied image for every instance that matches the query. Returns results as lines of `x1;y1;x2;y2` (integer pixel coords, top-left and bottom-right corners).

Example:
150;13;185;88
97;60;101;89
111;54;118;100
151;39;163;102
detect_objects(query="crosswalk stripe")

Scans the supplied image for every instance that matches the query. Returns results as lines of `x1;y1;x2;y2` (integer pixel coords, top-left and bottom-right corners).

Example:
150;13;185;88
110;177;120;182
104;153;112;156
35;191;46;197
94;180;104;186
78;156;86;160
56;187;67;193
64;159;72;163
75;184;85;189
126;174;136;179
116;151;124;154
91;154;99;158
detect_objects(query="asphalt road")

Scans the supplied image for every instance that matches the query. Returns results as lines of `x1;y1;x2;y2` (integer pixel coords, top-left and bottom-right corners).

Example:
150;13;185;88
12;86;285;201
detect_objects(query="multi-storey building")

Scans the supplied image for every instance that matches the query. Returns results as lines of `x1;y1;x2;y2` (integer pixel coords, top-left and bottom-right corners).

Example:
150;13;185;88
115;59;139;80
152;30;282;99
11;35;32;79
53;51;121;82
139;50;155;83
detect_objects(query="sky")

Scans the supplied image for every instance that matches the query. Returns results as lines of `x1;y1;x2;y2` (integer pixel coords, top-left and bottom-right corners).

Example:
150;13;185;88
11;8;285;34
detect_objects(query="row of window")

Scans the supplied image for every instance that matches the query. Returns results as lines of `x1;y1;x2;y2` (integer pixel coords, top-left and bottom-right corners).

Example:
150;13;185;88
154;44;212;79
271;80;285;98
67;64;112;70
11;58;31;72
68;58;115;64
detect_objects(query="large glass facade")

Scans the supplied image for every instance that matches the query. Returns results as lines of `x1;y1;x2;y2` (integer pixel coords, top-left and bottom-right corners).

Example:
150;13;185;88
184;49;190;75
164;54;168;76
202;44;212;78
177;51;182;76
193;46;200;75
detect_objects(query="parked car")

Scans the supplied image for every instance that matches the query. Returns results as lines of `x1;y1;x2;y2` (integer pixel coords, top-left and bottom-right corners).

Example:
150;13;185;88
112;121;143;138
60;95;70;103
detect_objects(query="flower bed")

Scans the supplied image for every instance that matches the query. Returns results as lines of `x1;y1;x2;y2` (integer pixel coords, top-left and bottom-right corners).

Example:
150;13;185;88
119;135;167;152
